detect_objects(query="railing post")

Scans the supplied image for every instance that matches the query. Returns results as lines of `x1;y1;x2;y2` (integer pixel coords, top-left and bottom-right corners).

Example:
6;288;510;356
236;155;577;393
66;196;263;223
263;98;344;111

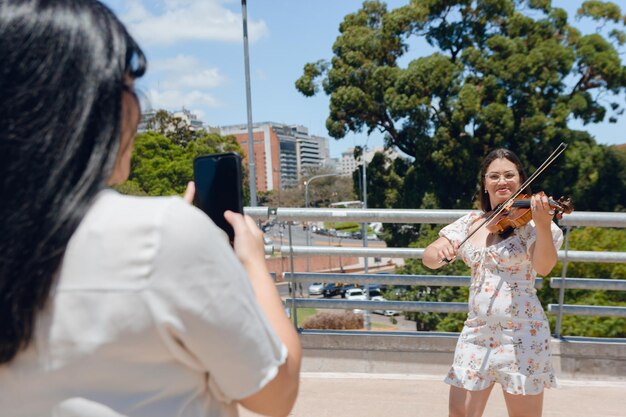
288;222;299;328
554;226;571;338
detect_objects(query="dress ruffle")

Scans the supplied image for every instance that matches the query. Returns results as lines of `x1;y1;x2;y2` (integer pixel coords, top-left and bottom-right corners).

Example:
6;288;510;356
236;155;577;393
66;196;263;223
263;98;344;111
444;366;560;395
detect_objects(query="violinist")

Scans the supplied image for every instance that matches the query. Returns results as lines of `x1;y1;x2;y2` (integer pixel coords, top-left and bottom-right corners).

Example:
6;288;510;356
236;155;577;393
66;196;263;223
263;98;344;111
423;148;564;417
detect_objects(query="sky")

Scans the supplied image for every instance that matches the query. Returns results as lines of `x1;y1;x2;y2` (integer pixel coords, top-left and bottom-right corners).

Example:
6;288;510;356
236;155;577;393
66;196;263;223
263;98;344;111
102;0;626;158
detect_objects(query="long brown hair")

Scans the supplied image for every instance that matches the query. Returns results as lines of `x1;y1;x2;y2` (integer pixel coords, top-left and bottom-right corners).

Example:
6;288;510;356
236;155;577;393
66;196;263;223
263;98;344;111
478;149;531;212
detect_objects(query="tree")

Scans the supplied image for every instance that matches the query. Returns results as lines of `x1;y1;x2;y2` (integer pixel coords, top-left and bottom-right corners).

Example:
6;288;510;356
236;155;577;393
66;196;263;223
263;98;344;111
145;109;198;147
303;166;356;207
122;131;244;196
352;150;407;208
297;0;626;210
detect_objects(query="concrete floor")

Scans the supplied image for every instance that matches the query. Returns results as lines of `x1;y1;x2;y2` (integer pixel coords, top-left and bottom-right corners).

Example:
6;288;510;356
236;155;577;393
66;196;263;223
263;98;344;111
239;372;626;417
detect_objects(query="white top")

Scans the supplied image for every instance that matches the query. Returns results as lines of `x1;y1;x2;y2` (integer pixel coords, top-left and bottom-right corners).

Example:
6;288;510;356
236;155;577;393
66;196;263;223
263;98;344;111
0;190;287;417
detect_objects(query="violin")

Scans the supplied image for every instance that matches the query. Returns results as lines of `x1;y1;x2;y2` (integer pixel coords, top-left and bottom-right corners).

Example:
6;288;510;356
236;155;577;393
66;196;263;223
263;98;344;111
486;193;574;235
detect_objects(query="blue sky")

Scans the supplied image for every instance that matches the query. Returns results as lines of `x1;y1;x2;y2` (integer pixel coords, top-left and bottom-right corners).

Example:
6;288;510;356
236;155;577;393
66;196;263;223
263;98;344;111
102;0;626;158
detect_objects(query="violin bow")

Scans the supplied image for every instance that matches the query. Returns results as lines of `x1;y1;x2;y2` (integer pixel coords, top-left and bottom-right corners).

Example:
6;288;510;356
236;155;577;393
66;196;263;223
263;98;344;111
440;142;568;263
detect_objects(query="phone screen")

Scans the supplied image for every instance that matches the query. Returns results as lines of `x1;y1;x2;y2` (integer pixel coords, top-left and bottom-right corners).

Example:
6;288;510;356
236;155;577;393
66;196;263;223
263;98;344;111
193;153;243;242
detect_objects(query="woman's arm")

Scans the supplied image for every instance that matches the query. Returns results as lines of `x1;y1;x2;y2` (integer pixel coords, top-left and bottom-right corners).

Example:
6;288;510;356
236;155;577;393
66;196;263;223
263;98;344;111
530;193;558;276
422;236;458;270
225;212;301;417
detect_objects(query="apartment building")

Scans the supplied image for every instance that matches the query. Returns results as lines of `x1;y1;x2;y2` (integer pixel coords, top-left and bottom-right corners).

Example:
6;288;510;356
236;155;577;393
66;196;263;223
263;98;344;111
219;122;330;192
340;146;401;176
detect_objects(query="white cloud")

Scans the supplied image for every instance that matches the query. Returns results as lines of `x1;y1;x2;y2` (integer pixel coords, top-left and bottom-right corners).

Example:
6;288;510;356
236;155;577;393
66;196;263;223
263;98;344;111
149;55;200;73
163;69;223;89
147;89;221;111
150;55;225;89
122;0;268;46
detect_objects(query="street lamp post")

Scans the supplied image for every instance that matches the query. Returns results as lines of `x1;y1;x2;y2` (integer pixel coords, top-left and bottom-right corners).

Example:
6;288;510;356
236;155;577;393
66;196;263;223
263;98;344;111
241;0;256;206
304;173;342;272
360;155;371;330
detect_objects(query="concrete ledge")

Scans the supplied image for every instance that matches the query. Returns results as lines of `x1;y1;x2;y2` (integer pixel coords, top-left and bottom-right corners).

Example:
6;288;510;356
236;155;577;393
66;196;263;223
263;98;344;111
552;336;626;380
300;331;626;380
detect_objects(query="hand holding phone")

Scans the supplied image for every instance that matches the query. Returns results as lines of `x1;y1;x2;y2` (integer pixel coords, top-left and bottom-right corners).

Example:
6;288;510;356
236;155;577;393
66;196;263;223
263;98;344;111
193;152;244;242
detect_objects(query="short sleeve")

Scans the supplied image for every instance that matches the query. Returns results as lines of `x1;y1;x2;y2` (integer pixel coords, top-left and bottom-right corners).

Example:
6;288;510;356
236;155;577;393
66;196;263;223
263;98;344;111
143;198;287;402
516;220;564;256
439;213;477;245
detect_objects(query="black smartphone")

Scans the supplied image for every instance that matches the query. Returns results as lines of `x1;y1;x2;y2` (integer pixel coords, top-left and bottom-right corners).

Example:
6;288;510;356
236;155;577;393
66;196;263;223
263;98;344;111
193;152;244;242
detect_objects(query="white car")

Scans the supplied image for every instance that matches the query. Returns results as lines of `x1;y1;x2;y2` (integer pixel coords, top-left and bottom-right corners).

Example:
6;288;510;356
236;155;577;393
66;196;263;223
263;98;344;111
371;295;400;316
345;288;367;314
345;288;367;300
308;282;324;296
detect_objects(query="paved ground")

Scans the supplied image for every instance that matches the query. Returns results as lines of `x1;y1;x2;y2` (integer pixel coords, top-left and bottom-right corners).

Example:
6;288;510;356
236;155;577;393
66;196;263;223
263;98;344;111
239;372;626;417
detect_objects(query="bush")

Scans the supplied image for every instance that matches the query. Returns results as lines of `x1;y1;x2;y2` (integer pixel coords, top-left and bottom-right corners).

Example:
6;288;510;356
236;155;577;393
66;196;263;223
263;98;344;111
302;311;364;330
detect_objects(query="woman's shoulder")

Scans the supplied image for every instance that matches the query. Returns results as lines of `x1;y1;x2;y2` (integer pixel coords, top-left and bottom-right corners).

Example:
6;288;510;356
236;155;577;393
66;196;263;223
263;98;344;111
439;211;482;241
445;211;483;229
89;189;209;227
61;189;228;288
76;189;225;252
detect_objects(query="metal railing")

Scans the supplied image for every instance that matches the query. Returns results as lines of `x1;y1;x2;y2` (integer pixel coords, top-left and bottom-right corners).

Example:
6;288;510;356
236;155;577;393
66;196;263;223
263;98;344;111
245;207;626;337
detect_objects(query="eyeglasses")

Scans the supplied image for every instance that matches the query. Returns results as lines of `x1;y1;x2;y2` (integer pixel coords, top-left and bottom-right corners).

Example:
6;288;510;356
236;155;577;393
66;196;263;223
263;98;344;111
485;171;518;182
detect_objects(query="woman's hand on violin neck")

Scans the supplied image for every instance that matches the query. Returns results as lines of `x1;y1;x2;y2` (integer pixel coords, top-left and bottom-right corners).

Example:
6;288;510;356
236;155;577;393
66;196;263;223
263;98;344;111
530;192;555;227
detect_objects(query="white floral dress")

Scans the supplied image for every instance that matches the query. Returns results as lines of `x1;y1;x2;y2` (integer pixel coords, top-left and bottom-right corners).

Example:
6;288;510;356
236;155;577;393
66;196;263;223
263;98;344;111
440;213;564;395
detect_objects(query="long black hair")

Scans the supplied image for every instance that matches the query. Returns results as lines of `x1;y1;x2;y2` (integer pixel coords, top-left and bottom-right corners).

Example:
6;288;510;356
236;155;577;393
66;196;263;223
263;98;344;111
0;0;146;364
478;148;531;212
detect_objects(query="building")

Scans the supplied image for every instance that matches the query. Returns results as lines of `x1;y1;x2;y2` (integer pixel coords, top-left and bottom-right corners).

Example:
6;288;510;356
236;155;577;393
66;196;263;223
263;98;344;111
340;148;360;177
137;110;157;133
137;108;205;133
219;122;330;192
172;108;204;131
340;146;401;176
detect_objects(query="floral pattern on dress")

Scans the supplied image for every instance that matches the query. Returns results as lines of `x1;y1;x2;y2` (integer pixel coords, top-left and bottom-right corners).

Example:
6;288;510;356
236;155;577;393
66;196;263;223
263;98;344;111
440;213;564;395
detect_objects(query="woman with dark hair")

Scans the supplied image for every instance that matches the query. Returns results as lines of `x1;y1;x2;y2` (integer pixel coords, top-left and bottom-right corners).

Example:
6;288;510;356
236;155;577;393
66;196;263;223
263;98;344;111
0;1;300;416
422;149;563;417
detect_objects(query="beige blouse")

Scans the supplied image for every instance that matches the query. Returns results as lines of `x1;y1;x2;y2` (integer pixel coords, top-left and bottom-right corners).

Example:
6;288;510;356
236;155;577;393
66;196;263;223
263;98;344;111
0;190;287;416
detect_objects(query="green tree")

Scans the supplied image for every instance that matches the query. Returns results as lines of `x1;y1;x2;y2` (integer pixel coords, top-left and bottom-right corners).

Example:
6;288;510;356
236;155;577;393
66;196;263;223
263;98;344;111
539;226;625;337
145;109;198;147
352;151;405;208
296;0;626;211
122;131;244;196
391;225;471;332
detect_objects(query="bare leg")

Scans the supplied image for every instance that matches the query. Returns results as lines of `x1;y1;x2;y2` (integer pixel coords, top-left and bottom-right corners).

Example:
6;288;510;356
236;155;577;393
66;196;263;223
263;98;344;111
449;384;495;417
502;390;543;417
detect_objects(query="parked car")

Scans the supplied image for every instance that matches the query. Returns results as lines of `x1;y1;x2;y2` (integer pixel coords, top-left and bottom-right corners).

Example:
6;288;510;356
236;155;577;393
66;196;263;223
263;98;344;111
345;288;367;314
367;288;382;298
322;283;342;298
308;282;324;296
360;284;382;298
371;295;400;316
345;288;367;300
340;284;358;298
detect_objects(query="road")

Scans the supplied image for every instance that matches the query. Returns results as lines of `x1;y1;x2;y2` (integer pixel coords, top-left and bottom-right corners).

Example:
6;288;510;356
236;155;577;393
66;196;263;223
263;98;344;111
266;222;385;248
